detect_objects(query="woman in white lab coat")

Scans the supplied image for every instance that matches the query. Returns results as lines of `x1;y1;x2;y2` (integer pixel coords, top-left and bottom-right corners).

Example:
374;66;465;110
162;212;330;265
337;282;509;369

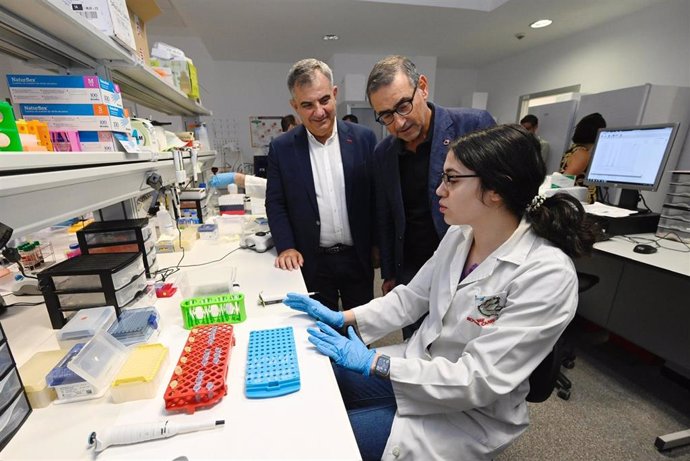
284;124;598;460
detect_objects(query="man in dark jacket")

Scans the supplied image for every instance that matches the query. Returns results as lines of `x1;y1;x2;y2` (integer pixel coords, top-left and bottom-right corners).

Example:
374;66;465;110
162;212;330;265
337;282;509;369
266;58;377;311
367;55;495;336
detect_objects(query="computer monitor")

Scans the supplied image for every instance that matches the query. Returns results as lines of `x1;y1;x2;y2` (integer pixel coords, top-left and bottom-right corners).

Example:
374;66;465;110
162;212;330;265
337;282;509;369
583;123;679;210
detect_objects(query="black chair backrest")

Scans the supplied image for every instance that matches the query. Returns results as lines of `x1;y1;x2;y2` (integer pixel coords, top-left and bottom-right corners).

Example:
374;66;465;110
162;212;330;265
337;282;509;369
526;336;564;403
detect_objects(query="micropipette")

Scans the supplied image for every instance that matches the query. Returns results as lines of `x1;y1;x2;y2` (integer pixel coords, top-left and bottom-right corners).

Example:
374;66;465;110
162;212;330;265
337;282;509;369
88;419;224;453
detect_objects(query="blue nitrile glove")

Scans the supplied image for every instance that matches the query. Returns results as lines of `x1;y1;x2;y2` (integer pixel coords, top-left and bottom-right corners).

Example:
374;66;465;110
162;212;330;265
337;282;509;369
283;293;344;328
307;322;376;376
209;172;236;188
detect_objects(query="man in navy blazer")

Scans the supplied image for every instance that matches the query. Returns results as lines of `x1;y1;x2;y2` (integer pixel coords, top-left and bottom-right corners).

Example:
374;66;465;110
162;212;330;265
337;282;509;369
266;59;377;311
367;56;495;335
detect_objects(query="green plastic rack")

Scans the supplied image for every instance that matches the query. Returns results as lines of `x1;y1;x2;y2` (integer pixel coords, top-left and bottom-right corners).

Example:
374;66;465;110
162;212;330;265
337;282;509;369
180;293;246;329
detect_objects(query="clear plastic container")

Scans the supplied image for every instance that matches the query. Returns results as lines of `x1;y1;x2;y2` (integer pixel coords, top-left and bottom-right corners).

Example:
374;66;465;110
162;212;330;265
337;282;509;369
83;225;153;245
0;369;22;412
56;306;116;349
68;331;128;391
46;344;101;403
56;272;146;308
0;343;12;378
177;264;236;299
0;394;31;444
51;255;145;291
111;343;168;403
18;349;66;409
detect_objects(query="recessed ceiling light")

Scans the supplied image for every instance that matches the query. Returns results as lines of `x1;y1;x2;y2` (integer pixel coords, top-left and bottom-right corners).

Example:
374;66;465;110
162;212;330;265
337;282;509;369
530;19;552;29
323;34;339;41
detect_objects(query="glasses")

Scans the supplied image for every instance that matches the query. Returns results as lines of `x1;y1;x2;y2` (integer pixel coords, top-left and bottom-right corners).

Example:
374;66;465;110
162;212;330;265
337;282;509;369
375;84;418;125
440;172;479;186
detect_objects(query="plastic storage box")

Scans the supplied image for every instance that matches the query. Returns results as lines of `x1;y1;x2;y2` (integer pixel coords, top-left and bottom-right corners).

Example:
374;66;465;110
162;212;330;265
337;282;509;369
37;253;146;329
77;219;157;278
111;343;168;403
0;323;32;451
56;306;117;349
107;307;160;346
18;349;67;408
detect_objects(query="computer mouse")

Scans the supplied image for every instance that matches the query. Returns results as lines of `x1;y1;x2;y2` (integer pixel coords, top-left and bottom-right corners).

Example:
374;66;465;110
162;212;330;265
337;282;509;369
633;244;657;254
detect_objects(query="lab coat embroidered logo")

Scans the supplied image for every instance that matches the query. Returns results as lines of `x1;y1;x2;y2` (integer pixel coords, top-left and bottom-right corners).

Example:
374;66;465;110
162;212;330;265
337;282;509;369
467;294;505;327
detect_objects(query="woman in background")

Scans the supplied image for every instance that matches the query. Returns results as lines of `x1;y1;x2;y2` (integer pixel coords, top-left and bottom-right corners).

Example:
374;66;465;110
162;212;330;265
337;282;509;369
559;112;607;203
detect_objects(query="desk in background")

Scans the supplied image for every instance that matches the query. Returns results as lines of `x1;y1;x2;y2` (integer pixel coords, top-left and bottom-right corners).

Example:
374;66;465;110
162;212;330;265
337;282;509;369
574;233;690;370
0;239;361;460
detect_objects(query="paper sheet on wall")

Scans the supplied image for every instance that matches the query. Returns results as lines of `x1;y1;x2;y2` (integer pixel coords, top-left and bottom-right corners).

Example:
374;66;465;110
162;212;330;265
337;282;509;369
249;116;283;148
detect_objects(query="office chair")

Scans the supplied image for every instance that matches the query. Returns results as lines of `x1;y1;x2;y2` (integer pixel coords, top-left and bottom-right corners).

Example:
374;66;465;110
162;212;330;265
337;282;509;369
527;271;600;402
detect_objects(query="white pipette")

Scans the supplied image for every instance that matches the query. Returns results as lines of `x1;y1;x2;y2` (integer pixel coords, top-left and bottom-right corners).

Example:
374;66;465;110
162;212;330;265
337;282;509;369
88;419;224;453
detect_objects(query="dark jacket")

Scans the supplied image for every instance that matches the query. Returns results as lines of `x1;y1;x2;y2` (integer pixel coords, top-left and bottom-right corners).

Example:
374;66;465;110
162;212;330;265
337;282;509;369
266;120;377;286
374;104;496;281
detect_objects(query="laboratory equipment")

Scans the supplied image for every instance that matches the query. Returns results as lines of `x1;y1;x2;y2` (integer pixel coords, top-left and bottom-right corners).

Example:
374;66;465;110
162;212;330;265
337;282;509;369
0;100;23;152
38;253;147;329
110;343;168;403
583;123;679;210
77;218;157;278
164;324;235;414
107;307;160;346
56;306;117;349
656;171;690;242
198;223;218;240
179;293;246;329
245;326;300;398
89;419;224;453
18;349;66;408
0;322;32;451
242;231;274;253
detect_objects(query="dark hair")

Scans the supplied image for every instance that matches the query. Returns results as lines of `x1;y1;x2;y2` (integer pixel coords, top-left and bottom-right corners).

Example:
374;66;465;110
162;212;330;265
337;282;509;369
342;114;359;123
281;114;296;132
520;114;538;126
572;112;606;144
286;58;334;97
449;124;598;257
366;55;420;101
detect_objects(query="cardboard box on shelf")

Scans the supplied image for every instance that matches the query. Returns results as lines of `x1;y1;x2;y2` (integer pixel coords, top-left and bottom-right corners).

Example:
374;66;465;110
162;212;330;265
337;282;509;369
67;0;136;52
126;0;161;64
7;74;122;108
20;103;131;133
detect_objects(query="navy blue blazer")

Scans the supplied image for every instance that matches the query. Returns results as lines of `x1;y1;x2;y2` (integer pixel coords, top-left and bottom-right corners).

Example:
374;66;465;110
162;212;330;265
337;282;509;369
374;104;496;281
265;120;377;286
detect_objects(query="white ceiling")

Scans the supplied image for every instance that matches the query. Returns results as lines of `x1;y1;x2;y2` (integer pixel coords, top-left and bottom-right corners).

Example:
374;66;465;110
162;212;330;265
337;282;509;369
147;0;669;68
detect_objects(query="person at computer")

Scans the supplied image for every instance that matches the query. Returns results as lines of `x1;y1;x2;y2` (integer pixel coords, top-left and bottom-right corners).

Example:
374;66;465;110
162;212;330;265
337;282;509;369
559;112;607;203
283;124;598;460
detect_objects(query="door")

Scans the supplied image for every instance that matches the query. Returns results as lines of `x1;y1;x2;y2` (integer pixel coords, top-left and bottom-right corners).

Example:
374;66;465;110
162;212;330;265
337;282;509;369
530;100;579;173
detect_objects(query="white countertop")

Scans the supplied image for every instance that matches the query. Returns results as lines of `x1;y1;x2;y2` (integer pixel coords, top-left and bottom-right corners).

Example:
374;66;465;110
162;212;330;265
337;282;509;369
0;237;361;460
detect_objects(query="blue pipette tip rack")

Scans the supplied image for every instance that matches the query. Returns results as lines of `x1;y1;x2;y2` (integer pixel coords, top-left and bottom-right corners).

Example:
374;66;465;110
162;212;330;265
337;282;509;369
245;327;300;399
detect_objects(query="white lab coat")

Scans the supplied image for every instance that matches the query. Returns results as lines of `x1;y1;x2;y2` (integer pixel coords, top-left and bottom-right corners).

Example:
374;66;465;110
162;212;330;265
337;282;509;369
244;174;267;199
354;220;578;460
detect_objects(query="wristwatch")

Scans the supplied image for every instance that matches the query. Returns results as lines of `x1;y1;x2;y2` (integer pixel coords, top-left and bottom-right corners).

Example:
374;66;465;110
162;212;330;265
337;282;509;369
374;354;391;379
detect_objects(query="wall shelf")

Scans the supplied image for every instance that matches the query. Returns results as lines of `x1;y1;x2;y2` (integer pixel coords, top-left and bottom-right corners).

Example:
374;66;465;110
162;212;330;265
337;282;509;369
0;151;216;238
0;0;211;116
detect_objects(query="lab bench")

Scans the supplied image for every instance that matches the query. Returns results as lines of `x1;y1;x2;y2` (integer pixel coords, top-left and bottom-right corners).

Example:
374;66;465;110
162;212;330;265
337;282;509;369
0;239;361;460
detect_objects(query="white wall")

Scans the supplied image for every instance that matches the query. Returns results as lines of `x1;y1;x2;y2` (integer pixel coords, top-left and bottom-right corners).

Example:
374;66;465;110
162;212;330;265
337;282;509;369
434;67;479;107
476;0;690;124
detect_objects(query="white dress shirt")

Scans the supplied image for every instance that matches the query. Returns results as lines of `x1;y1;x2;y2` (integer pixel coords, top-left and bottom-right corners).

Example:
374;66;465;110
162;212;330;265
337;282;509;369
307;124;354;247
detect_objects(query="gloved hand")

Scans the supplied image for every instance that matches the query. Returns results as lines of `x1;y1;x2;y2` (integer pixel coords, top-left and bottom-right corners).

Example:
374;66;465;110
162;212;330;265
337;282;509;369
283;293;344;328
307;322;376;376
208;172;236;188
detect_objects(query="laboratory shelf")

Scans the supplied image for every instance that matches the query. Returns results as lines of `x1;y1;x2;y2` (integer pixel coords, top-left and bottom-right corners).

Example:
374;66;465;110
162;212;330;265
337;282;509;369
0;151;216;173
0;151;216;239
0;0;211;116
0;0;133;69
112;64;212;117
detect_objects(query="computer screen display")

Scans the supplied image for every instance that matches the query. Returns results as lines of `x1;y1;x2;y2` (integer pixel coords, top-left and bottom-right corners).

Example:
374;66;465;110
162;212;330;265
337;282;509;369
583;123;678;192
